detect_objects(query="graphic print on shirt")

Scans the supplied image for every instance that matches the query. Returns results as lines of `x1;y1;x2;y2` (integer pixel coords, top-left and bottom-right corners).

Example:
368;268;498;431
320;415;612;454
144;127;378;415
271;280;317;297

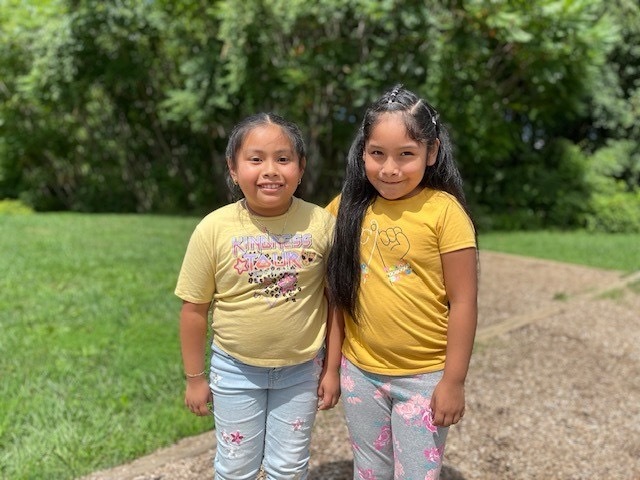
231;233;315;306
360;219;412;284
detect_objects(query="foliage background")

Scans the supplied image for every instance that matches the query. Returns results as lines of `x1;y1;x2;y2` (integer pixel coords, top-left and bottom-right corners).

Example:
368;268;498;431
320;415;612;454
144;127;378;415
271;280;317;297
2;0;640;231
2;1;640;478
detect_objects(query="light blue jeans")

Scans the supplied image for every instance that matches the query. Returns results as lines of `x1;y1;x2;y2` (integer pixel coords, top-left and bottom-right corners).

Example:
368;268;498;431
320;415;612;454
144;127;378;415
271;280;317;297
209;344;324;480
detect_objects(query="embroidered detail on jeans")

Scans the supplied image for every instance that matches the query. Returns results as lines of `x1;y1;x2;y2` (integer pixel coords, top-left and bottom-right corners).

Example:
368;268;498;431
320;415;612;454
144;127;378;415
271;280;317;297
222;430;244;445
291;418;305;431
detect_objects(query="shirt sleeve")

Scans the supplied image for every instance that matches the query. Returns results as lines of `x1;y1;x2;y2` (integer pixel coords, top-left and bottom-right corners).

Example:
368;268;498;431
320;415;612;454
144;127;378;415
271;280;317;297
174;225;216;304
438;199;477;254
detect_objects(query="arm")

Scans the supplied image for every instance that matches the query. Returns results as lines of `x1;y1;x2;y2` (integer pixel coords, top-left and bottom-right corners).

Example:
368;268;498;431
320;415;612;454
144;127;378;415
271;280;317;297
180;300;213;416
431;247;478;427
317;293;344;410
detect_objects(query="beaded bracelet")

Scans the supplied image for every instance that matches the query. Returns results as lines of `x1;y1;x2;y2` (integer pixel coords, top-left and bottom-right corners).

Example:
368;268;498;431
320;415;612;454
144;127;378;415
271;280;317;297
185;370;206;378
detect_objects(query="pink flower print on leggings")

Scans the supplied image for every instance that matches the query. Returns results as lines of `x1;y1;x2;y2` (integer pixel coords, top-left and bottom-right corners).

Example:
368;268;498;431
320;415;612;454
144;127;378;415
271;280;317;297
422;407;437;433
373;424;392;451
424;444;444;463
394;394;437;432
357;468;377;480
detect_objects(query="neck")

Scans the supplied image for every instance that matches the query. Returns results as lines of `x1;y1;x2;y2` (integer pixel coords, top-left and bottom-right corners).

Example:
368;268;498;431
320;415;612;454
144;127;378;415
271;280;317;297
242;199;292;240
243;198;293;217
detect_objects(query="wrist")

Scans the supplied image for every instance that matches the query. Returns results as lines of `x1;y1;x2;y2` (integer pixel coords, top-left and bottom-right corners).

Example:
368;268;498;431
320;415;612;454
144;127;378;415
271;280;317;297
185;370;206;379
441;374;466;386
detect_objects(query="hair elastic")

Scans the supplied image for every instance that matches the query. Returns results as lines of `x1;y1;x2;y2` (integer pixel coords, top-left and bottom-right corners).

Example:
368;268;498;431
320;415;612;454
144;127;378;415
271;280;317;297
387;86;402;103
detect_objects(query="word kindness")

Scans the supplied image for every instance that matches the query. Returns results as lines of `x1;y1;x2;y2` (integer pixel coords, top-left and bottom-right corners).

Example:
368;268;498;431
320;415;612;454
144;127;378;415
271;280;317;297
232;233;314;274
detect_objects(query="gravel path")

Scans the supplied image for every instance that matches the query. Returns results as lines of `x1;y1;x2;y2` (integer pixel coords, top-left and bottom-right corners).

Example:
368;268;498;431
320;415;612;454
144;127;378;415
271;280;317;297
80;251;640;480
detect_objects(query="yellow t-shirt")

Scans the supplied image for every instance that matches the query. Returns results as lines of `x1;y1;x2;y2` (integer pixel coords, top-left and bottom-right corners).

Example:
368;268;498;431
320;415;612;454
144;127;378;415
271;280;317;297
175;197;335;367
327;188;476;375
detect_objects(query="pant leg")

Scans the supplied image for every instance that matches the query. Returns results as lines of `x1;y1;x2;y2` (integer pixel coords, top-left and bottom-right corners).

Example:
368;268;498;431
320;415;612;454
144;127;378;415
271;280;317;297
389;370;448;480
262;350;324;480
210;345;268;480
340;357;394;480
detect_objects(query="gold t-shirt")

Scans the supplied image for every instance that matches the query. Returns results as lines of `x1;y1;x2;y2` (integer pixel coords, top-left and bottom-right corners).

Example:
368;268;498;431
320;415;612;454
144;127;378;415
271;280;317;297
175;197;334;367
327;188;476;375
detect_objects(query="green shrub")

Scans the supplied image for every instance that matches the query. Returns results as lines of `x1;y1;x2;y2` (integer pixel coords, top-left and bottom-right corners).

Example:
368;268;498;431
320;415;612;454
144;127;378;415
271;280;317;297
583;140;640;233
586;191;640;233
0;199;34;215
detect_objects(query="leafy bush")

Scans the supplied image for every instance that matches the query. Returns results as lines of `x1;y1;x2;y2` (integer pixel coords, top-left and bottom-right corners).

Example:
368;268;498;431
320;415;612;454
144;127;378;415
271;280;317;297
0;198;34;214
586;191;640;233
583;139;640;233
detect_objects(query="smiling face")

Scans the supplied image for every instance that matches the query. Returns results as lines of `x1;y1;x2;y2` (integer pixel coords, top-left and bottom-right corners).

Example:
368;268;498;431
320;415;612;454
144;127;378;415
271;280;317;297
363;113;439;201
227;123;305;216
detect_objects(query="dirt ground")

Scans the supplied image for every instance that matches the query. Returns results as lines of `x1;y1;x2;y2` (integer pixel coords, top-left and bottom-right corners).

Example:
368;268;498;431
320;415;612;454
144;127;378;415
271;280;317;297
80;251;640;480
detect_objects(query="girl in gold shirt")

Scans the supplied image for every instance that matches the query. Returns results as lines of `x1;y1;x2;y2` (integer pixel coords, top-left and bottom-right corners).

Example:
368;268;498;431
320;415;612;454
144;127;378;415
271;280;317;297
327;85;477;480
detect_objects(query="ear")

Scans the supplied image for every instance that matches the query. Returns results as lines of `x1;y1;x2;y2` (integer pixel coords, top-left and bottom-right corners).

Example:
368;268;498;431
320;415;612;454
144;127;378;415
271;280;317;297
298;156;306;181
226;158;238;184
426;138;440;166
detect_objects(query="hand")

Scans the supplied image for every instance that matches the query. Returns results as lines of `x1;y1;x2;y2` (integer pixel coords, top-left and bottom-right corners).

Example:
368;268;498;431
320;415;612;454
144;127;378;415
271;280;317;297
185;376;213;416
430;378;465;427
317;369;340;410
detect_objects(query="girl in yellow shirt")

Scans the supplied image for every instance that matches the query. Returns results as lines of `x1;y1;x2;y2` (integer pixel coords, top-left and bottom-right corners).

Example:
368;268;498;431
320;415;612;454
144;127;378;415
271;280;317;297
176;113;343;479
327;85;477;479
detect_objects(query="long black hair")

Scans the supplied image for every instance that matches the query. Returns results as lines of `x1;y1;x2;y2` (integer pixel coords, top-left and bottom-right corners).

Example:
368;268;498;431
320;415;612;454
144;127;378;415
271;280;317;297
326;84;473;320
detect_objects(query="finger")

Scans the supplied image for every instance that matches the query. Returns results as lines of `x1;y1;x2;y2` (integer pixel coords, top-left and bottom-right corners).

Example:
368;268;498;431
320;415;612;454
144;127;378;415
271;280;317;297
195;404;210;416
436;413;448;427
432;410;445;427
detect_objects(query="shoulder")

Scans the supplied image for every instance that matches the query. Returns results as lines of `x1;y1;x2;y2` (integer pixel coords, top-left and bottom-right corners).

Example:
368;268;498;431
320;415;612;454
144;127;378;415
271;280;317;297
295;197;335;224
426;191;476;244
424;190;468;215
324;194;341;217
292;198;335;249
195;202;241;232
409;189;474;233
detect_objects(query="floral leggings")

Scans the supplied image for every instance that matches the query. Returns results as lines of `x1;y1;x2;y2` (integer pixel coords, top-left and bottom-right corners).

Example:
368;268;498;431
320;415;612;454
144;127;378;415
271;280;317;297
340;357;448;480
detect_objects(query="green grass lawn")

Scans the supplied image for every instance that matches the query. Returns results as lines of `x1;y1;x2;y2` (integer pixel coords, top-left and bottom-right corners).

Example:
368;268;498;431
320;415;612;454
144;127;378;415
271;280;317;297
479;230;640;272
1;213;638;479
0;213;211;479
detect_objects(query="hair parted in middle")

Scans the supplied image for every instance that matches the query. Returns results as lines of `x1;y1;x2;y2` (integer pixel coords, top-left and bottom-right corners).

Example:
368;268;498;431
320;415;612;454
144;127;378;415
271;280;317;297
326;84;472;319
